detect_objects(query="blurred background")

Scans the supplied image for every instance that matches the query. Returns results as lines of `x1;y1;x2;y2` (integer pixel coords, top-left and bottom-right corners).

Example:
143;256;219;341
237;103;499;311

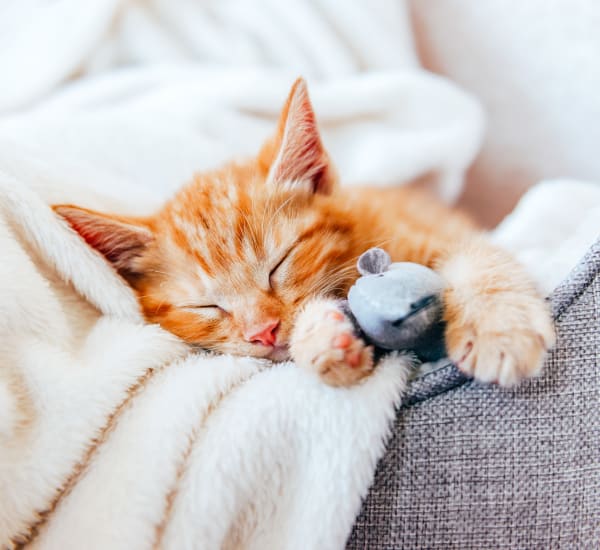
411;0;600;225
1;0;600;228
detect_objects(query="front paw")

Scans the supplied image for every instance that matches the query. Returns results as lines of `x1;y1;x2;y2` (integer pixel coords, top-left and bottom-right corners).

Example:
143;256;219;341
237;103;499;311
445;296;555;386
290;299;374;387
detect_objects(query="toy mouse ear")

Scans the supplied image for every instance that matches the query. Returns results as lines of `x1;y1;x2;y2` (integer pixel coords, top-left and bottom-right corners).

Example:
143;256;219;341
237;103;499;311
357;247;391;275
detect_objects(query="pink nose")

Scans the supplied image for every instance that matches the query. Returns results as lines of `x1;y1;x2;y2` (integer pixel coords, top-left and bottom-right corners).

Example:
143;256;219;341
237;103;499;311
244;320;280;347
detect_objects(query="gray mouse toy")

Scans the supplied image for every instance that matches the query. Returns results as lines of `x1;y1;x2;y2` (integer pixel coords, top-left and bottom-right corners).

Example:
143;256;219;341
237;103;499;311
346;247;447;362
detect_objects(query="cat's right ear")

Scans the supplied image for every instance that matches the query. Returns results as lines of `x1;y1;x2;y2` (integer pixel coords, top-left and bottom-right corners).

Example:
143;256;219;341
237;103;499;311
258;78;336;195
53;205;154;278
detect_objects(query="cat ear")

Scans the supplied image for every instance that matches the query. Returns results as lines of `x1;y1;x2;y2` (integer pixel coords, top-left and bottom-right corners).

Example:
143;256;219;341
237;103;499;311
259;78;336;194
53;205;154;277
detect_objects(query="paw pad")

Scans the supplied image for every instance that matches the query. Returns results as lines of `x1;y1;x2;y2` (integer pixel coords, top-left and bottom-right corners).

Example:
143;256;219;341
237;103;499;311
327;311;344;321
333;333;352;349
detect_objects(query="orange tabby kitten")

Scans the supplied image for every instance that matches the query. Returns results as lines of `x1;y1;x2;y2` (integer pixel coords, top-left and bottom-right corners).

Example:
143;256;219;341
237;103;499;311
54;78;554;387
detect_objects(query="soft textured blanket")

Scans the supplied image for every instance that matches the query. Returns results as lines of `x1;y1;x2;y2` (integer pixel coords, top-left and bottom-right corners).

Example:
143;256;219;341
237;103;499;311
0;0;483;204
1;176;598;550
0;178;411;549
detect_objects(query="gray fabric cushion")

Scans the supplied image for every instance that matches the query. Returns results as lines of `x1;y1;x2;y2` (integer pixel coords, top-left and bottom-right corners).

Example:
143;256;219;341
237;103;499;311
348;239;600;549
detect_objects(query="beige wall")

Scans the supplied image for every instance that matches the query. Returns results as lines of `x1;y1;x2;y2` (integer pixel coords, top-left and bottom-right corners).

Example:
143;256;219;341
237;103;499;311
410;0;600;226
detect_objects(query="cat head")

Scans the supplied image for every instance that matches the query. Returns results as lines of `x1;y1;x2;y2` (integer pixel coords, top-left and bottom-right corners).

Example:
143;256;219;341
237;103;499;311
54;78;361;359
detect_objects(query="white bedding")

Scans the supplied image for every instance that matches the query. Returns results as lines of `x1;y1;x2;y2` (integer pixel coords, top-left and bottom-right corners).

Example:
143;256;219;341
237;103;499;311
0;1;599;548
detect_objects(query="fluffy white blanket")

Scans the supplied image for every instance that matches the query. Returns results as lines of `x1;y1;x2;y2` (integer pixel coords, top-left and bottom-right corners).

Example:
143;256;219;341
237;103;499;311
1;173;415;550
1;1;599;549
0;176;411;549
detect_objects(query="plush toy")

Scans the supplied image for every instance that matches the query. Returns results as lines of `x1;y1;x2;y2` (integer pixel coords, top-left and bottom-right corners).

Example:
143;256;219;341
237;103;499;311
346;247;447;362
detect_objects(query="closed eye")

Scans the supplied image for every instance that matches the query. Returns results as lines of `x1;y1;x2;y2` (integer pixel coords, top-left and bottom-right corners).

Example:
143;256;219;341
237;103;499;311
269;246;296;288
182;304;226;314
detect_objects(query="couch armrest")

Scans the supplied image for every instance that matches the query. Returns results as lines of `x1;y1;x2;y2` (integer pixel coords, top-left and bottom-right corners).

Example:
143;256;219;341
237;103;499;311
348;239;600;549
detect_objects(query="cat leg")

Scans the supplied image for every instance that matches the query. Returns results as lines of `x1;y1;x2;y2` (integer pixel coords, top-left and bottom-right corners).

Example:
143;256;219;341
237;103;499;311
290;298;374;387
438;237;555;386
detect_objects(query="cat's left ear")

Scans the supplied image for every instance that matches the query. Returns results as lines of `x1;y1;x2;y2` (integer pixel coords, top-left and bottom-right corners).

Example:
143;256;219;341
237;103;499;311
259;78;336;195
53;204;154;280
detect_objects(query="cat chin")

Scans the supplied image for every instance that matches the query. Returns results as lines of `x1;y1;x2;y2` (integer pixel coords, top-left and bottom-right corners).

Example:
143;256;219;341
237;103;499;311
224;344;289;362
265;345;290;362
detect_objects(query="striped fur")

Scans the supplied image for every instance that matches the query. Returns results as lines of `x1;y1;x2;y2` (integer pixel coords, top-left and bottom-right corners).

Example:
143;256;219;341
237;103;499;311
54;78;554;387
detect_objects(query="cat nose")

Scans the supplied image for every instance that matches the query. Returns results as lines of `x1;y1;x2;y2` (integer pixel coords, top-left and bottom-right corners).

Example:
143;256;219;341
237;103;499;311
244;320;280;346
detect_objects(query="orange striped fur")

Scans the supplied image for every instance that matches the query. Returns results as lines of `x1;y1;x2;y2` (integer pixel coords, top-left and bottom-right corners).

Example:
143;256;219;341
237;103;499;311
54;78;554;386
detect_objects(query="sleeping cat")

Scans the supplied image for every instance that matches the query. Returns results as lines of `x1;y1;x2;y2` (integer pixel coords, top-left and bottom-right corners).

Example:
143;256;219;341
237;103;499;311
53;78;555;387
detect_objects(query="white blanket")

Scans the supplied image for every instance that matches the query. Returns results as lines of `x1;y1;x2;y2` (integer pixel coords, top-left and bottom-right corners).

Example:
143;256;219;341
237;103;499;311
1;1;599;549
493;180;600;293
1;177;598;550
0;176;411;549
0;0;483;204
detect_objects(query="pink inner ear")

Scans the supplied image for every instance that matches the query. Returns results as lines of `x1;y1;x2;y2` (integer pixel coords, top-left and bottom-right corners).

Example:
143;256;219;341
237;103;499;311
268;79;334;194
55;206;153;273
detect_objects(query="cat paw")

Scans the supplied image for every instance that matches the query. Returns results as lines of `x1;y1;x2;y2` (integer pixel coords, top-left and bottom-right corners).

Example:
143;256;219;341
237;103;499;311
446;296;555;386
290;299;374;387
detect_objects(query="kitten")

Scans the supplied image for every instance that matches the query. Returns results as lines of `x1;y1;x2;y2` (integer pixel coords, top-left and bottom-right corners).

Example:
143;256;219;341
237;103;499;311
54;78;555;387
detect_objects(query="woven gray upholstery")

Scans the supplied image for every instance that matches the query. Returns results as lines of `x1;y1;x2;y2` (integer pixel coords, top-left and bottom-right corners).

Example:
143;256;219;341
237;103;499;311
348;240;600;549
